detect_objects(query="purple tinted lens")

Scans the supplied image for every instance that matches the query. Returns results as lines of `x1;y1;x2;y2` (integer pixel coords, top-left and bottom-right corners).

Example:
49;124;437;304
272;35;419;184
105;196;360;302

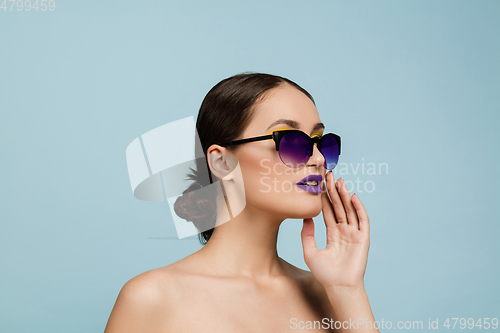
320;135;339;170
279;132;311;168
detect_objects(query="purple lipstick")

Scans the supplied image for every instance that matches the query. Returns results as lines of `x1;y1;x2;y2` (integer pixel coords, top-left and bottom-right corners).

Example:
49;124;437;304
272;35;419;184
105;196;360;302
296;174;323;194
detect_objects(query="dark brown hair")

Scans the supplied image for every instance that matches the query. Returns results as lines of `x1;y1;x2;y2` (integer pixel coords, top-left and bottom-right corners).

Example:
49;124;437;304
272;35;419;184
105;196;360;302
173;72;315;245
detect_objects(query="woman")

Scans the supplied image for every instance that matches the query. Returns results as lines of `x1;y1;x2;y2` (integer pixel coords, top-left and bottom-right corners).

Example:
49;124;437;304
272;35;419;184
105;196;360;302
105;73;379;332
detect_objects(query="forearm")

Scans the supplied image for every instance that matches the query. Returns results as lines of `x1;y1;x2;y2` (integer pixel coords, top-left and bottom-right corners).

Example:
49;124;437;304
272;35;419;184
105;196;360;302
326;286;380;333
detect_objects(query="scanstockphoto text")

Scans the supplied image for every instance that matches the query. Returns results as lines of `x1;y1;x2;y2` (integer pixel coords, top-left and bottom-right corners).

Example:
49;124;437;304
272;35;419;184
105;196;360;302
259;158;389;194
289;317;499;330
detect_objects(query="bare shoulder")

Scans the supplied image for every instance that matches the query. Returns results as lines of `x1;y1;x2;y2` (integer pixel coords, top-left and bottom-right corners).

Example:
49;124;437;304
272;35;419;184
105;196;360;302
104;265;185;333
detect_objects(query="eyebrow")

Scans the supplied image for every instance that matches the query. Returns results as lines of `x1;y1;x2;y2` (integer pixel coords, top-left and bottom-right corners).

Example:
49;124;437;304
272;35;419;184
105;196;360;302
265;119;325;134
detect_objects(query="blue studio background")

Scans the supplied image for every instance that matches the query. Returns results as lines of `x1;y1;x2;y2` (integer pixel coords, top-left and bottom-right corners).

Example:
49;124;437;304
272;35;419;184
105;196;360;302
1;1;499;332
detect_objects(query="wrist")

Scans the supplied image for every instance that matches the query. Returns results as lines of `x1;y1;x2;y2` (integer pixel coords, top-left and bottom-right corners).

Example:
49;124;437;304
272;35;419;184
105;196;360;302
325;284;367;298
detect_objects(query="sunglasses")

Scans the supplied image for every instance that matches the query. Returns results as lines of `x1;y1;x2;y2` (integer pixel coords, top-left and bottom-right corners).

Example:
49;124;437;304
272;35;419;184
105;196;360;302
219;130;341;170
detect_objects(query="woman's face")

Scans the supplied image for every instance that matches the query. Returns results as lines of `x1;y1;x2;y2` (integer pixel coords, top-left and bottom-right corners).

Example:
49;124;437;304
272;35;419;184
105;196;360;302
229;83;327;220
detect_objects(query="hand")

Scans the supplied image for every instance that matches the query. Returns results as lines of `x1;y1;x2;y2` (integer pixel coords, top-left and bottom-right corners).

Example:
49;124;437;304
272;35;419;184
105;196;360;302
301;171;371;290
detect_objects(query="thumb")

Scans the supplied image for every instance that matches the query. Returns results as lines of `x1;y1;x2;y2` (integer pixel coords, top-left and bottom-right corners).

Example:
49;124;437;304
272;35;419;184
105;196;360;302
301;218;319;265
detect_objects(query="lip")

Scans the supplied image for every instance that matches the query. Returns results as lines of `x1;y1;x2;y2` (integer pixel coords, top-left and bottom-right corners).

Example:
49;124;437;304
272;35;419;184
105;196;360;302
295;174;323;194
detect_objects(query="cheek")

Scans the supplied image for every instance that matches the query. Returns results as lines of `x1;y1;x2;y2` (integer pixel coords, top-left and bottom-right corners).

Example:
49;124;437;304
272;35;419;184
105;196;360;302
237;145;282;192
239;155;323;217
239;156;279;197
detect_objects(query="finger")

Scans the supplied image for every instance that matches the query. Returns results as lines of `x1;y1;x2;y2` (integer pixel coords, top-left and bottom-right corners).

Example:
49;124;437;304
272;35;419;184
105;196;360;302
321;173;338;229
301;218;319;264
321;190;340;243
352;193;370;233
337;178;359;228
325;172;348;224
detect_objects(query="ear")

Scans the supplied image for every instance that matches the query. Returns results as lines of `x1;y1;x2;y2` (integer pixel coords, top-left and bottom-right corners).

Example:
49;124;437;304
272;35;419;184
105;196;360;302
207;145;237;181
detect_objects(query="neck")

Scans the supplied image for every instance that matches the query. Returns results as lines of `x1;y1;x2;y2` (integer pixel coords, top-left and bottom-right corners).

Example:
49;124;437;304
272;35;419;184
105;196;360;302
198;204;287;282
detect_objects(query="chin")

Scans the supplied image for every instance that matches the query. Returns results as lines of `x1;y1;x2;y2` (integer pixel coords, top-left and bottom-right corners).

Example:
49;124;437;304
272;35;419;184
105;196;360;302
286;198;323;219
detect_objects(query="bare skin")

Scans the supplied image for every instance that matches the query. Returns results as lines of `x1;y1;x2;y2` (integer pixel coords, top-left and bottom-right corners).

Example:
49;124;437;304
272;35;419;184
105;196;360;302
104;83;379;333
104;256;337;332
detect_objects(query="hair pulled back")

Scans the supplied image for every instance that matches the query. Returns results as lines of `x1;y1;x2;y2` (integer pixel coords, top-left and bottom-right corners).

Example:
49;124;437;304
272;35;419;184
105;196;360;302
173;72;315;245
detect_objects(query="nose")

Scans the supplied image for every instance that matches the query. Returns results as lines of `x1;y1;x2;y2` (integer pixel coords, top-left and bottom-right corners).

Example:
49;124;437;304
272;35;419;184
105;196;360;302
307;143;325;169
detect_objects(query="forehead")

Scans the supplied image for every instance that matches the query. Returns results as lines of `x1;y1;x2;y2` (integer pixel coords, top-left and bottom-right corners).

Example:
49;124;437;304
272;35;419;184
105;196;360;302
244;84;322;136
